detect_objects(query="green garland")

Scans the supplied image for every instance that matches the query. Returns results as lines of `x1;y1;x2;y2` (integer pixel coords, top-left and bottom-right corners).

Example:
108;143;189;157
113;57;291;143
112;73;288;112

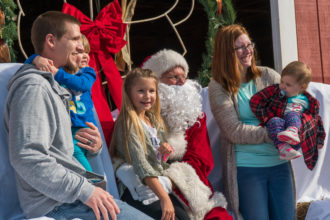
0;0;17;62
198;0;236;87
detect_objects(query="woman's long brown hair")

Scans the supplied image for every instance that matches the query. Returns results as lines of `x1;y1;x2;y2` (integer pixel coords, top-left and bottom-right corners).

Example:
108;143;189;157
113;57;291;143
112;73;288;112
211;24;261;94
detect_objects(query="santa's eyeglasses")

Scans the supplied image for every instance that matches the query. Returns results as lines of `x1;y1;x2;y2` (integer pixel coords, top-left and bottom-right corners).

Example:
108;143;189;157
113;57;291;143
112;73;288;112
165;75;187;81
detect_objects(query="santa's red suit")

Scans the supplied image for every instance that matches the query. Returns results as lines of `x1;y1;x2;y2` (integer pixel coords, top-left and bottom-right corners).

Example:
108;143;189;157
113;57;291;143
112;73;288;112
157;80;232;220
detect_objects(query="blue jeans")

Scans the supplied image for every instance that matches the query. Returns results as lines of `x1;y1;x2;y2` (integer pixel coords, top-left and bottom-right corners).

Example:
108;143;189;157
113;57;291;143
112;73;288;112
237;163;295;220
45;200;154;220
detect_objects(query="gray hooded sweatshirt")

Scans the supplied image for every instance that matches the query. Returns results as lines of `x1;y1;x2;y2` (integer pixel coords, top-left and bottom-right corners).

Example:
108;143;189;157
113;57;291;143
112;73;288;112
4;64;101;218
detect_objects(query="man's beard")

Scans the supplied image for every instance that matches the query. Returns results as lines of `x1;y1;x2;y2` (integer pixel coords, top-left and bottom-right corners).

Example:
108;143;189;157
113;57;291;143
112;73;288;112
159;80;204;133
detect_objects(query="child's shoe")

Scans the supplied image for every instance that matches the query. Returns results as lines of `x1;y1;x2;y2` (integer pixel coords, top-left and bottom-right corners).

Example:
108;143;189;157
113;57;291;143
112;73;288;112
277;126;300;145
278;143;302;160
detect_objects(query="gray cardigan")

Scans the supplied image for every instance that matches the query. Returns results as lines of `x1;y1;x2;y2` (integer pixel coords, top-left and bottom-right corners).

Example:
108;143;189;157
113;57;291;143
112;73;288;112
209;66;295;220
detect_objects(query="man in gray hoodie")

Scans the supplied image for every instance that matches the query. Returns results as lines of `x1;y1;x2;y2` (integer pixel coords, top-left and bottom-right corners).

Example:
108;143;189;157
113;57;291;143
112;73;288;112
4;11;152;220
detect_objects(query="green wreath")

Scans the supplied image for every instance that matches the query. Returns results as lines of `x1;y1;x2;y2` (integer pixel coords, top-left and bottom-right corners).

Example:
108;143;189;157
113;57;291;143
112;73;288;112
198;0;236;87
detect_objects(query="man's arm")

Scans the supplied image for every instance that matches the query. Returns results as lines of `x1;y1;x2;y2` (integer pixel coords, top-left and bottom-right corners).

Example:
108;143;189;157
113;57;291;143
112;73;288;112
7;82;94;204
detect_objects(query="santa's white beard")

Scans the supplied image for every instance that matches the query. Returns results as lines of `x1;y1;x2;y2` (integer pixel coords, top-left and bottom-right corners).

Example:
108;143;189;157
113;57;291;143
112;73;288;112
159;80;204;134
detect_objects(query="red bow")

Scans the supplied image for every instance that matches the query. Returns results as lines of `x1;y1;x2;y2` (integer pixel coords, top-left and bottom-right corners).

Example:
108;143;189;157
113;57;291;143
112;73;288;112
62;0;127;146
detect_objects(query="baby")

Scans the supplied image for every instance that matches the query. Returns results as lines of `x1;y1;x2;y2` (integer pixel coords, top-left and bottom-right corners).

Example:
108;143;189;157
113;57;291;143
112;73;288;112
250;61;325;163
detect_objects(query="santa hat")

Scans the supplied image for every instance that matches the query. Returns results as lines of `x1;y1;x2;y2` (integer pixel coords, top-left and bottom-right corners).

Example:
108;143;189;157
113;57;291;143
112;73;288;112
141;49;189;78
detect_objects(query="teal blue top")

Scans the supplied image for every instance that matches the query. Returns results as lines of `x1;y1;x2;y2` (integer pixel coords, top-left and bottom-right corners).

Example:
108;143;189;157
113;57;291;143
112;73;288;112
286;94;309;114
235;80;286;167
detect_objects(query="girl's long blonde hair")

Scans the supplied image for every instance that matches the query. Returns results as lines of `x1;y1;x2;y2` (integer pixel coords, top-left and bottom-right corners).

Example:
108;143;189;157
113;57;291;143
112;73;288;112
211;24;261;94
110;68;165;163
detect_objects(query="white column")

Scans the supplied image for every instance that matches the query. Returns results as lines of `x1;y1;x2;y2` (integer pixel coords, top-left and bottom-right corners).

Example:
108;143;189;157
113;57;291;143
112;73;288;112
270;0;298;73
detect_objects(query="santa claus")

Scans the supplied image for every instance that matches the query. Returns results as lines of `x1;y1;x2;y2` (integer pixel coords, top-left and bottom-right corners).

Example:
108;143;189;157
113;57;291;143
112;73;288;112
115;49;232;220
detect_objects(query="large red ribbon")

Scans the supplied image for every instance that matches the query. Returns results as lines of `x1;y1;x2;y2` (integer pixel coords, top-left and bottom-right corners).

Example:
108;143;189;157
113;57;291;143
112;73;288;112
62;0;127;146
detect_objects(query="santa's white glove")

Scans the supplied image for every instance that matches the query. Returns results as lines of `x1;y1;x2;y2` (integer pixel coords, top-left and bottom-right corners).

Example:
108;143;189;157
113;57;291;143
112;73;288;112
136;184;158;205
116;163;142;200
140;176;173;205
158;176;172;194
116;163;173;205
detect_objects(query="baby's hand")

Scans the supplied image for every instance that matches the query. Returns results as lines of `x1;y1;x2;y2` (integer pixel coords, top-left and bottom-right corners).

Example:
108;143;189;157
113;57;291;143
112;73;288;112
158;143;174;161
317;144;323;149
49;65;59;75
33;56;56;74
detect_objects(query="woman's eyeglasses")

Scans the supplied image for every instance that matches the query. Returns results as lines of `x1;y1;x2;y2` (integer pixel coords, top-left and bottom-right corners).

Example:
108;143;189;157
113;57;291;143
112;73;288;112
234;42;255;53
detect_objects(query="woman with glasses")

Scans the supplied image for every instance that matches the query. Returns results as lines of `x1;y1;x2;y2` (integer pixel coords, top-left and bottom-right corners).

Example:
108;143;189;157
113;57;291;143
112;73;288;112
208;24;295;220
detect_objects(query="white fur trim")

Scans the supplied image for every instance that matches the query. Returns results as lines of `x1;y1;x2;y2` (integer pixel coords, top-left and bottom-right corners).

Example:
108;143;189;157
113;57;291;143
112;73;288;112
167;132;187;160
141;49;189;78
164;162;227;220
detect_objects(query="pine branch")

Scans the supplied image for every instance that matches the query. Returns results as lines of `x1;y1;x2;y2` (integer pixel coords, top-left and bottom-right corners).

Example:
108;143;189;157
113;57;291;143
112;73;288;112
197;0;236;87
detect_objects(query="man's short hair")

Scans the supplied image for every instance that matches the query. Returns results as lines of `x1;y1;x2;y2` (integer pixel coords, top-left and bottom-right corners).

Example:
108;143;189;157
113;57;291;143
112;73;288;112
31;11;80;54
